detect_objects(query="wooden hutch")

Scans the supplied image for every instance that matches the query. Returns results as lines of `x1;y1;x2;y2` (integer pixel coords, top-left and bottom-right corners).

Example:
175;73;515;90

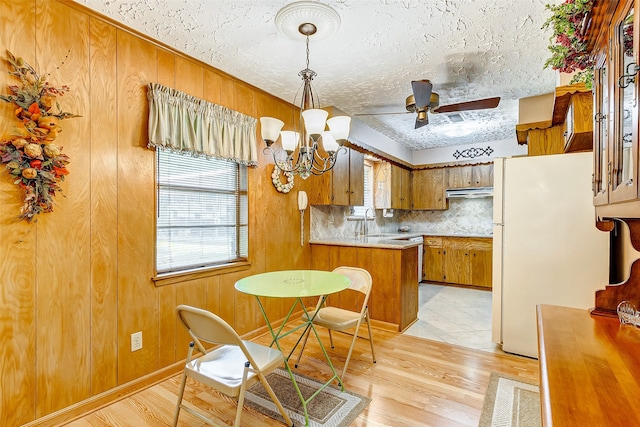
537;1;640;426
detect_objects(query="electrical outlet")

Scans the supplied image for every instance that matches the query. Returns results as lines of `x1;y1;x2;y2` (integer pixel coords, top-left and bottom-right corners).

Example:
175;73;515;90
131;331;143;352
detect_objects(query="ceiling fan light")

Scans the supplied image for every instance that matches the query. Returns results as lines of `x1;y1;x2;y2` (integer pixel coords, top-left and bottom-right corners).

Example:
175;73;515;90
405;94;416;112
280;130;300;153
322;131;339;153
260;117;284;146
302;108;329;139
327;115;351;144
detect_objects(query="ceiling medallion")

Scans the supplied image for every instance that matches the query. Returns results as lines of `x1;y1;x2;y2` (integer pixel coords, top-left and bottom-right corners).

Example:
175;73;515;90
275;1;341;41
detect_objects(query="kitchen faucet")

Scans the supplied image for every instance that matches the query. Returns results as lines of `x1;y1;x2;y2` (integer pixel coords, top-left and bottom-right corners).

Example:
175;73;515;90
363;207;373;236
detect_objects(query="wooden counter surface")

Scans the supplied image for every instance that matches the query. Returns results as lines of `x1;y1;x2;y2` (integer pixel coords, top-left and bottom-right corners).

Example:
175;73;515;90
536;304;640;426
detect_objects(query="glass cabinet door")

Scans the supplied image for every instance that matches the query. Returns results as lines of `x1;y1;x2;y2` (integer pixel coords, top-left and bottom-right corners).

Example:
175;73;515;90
611;1;638;203
593;47;609;205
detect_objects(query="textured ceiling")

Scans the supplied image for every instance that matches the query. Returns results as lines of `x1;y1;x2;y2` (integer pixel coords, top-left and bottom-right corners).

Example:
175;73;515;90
73;0;560;152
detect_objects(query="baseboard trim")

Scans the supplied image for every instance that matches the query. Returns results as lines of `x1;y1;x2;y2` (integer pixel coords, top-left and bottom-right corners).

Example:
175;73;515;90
21;361;185;427
370;318;399;332
22;314;397;426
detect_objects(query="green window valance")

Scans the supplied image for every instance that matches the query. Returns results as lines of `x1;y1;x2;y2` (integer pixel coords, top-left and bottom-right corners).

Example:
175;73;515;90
147;83;258;166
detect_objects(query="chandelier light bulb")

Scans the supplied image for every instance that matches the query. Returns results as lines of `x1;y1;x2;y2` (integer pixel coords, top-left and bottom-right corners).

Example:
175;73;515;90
301;109;328;140
321;131;339;153
260;117;284;146
327;116;351;144
280;130;300;153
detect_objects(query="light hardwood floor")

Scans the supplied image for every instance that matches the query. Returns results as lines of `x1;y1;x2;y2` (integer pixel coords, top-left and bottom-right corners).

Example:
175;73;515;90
67;322;539;427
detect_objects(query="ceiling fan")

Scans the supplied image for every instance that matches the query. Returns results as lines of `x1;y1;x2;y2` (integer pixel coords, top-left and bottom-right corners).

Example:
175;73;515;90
357;79;500;129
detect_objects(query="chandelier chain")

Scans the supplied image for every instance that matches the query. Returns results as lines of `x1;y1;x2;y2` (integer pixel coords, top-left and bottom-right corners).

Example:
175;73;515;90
305;35;310;70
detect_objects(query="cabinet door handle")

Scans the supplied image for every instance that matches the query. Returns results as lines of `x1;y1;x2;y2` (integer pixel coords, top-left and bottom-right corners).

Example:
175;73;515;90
618;61;640;88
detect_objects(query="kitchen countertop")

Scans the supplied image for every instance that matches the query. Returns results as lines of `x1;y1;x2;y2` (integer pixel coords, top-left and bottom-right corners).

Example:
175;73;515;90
310;232;492;249
309;235;423;249
419;233;493;239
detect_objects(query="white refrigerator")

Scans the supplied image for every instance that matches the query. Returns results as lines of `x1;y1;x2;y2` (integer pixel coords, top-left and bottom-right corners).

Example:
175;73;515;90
492;152;609;358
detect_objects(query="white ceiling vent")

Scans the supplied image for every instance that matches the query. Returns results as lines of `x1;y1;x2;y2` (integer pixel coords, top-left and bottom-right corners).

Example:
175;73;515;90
448;113;465;123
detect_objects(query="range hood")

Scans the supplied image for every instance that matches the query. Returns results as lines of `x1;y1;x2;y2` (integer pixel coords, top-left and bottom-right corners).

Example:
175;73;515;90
445;187;493;199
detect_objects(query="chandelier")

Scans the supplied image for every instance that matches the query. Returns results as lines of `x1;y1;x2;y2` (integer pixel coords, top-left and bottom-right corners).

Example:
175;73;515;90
260;1;350;180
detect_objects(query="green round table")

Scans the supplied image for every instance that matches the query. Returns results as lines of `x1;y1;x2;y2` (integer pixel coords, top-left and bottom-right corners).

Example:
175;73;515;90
234;269;350;298
235;269;351;427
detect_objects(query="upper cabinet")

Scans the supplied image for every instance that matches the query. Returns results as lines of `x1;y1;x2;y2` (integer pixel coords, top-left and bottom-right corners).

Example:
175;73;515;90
373;162;412;210
563;92;594;152
590;0;640;212
391;165;412;209
446;164;494;188
412;168;447;210
332;148;364;206
593;43;610;206
309;147;364;206
611;0;637;204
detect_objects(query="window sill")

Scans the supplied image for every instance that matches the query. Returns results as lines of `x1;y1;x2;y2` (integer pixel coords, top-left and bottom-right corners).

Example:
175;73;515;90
152;261;251;287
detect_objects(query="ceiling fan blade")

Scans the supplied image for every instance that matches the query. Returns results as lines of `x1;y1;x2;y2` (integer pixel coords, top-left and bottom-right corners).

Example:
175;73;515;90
415;119;429;129
411;80;433;109
355;111;411;117
433;97;500;114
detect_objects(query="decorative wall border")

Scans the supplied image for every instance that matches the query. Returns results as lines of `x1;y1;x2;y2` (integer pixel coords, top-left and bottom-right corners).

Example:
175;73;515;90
452;146;493;160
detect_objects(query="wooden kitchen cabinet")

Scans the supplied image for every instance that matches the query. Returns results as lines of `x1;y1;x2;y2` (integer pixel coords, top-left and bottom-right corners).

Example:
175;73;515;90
391;165;412;209
592;44;609;206
443;243;471;285
309;147;364;206
310;243;418;331
446;165;473;188
412;168;447;210
470;243;492;288
446;164;494;188
373;162;412;210
562;92;593;152
472;164;494;187
422;236;492;288
423;237;444;282
588;0;640;213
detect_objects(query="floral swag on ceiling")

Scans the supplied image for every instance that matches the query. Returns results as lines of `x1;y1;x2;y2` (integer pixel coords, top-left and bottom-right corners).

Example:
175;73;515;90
0;51;78;222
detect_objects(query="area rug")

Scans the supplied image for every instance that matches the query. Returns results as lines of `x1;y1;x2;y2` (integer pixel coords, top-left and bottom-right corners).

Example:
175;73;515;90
245;368;370;427
478;372;541;427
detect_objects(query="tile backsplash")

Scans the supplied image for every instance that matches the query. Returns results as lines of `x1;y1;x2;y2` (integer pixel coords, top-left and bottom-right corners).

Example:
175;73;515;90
310;198;493;239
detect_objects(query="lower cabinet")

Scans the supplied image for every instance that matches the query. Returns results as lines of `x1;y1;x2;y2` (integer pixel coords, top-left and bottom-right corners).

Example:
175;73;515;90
423;237;444;282
310;243;419;331
422;236;492;288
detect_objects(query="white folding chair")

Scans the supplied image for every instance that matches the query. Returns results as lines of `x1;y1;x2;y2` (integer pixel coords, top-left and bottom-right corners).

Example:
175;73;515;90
295;266;376;379
173;305;292;427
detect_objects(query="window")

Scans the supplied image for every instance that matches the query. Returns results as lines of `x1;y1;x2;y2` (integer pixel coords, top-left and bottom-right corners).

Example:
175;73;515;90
156;149;248;273
352;161;375;217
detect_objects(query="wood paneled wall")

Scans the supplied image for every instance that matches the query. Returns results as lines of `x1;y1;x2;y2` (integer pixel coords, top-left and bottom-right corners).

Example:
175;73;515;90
0;1;317;425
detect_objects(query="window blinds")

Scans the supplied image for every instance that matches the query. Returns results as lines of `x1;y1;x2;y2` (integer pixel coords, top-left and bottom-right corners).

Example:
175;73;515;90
156;149;248;273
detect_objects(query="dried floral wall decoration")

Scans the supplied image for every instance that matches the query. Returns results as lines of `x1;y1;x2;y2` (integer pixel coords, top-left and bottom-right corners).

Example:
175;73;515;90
0;51;79;222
